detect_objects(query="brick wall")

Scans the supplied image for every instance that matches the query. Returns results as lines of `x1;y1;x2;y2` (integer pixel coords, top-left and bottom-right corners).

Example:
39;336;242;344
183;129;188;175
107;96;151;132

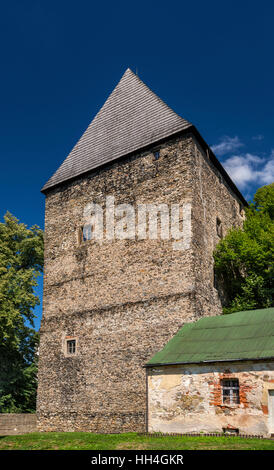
209;372;252;409
0;414;37;435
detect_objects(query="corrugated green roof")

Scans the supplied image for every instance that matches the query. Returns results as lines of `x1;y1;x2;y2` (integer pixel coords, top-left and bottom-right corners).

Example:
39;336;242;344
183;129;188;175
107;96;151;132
146;308;274;366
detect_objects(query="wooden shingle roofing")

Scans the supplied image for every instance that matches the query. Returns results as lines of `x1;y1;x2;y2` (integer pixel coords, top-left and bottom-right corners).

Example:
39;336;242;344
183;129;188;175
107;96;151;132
41;68;247;206
41;68;192;192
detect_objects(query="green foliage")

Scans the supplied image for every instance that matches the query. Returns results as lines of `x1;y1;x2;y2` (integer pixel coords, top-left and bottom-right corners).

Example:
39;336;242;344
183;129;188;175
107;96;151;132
0;212;43;412
253;182;274;219
214;183;274;314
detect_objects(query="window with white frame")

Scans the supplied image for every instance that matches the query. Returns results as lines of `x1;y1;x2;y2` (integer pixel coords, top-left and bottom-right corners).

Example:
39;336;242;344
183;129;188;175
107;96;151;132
222;379;240;404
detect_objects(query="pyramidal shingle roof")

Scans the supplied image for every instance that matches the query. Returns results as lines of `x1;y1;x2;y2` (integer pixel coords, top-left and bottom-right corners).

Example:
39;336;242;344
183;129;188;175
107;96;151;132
42;68;192;192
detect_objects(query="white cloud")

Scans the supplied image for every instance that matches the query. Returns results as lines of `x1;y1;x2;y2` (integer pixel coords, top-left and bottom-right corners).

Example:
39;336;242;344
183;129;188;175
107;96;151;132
260;151;274;184
211;136;244;156
222;151;274;190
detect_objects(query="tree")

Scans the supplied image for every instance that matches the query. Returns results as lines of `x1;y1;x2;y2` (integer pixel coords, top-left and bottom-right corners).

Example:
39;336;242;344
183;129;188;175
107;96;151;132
0;212;43;412
214;183;274;314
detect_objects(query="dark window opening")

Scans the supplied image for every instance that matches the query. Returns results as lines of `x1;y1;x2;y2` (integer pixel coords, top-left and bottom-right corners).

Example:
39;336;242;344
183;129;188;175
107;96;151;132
67;339;76;355
154;151;160;160
222;379;240;404
223;427;239;435
216;217;223;238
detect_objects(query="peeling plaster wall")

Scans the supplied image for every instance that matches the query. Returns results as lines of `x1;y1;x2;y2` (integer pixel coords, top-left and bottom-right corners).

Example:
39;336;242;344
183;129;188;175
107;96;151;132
148;361;274;436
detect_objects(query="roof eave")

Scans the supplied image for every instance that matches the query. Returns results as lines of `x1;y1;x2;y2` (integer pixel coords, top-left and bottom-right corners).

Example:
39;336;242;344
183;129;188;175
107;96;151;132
189;125;248;207
144;356;274;368
41;124;248;208
40;126;192;194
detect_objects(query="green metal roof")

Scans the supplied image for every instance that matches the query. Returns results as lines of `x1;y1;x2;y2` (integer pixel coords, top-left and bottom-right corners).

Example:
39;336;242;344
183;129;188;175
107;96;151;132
146;308;274;367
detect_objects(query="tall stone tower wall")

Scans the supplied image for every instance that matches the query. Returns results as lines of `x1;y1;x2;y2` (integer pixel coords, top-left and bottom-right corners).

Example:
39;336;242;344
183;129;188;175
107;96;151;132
37;132;244;432
191;136;245;316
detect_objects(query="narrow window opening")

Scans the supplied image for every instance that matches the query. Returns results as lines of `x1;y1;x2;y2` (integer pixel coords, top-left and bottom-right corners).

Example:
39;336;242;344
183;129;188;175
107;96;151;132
216;217;223;238
239;204;245;217
67;339;76;355
222;379;240;404
82;224;92;242
154;151;160;160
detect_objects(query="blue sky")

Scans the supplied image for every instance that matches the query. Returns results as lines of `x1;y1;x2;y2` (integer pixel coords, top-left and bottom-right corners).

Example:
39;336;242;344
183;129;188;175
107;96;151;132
0;1;273;329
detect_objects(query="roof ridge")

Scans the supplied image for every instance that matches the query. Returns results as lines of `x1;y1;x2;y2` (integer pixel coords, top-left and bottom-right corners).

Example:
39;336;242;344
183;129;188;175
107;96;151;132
124;68;190;124
189;320;274;330
176;334;274;341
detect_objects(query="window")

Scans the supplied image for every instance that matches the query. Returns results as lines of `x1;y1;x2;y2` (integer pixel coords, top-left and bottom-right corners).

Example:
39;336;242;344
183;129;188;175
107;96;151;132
82;224;92;242
216;217;223;238
222;379;240;404
66;339;76;355
239;204;245;218
154;150;160;160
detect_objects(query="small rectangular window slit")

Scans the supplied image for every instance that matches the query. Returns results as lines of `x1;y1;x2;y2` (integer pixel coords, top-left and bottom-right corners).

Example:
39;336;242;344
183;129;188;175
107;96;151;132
66;339;76;355
82;224;92;242
216;217;223;238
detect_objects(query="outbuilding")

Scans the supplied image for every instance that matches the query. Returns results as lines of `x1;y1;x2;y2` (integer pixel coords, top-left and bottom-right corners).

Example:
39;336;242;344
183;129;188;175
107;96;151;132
145;308;274;436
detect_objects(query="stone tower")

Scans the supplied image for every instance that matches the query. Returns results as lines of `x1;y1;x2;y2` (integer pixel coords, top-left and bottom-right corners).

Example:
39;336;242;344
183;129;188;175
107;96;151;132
37;69;246;432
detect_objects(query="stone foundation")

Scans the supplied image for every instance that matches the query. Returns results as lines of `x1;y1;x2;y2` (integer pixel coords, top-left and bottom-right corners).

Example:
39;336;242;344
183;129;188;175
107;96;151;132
37;411;144;433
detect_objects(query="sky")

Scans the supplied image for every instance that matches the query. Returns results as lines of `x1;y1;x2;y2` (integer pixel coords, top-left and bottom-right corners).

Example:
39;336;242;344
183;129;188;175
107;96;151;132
0;1;273;330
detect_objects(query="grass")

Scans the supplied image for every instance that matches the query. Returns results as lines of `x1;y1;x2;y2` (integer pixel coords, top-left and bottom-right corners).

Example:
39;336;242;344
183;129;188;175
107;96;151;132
0;432;274;450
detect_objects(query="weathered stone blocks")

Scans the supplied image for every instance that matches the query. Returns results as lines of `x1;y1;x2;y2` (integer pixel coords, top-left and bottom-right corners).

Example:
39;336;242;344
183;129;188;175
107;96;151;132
37;133;244;432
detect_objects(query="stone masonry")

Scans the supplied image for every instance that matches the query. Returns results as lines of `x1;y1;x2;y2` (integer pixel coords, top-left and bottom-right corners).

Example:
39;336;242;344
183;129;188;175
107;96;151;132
0;414;37;435
37;131;244;432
